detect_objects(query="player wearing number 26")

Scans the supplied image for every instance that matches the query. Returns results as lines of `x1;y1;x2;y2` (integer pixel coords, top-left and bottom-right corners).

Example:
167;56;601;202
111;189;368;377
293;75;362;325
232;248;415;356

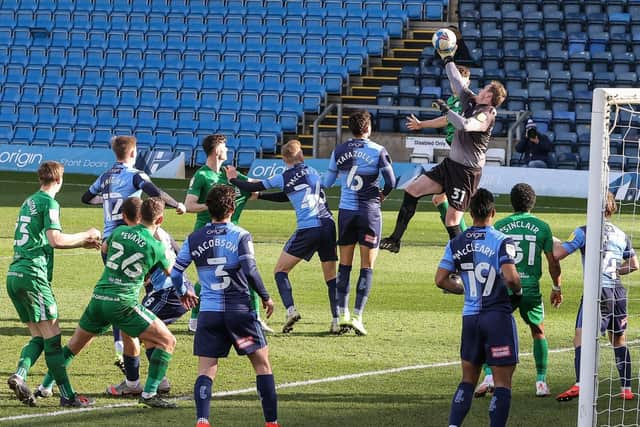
322;110;396;335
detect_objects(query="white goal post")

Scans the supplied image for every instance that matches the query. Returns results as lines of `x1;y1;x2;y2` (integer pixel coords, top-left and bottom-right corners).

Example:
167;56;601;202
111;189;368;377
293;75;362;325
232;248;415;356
579;88;640;427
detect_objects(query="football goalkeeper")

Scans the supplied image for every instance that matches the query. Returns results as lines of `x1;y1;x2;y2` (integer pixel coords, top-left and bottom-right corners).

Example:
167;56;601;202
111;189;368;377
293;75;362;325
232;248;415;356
380;49;506;252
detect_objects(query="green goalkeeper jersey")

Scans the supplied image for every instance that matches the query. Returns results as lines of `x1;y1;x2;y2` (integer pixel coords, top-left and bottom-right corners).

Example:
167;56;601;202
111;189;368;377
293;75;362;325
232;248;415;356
445;95;461;145
9;190;62;282
494;212;554;297
187;165;251;230
94;224;170;305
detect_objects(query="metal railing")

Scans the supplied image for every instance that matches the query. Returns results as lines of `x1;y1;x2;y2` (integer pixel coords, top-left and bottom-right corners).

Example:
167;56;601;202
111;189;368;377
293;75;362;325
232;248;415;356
312;103;524;164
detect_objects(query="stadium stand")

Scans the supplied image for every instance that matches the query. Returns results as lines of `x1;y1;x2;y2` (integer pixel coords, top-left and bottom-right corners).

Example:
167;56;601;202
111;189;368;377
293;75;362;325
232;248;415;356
0;0;447;166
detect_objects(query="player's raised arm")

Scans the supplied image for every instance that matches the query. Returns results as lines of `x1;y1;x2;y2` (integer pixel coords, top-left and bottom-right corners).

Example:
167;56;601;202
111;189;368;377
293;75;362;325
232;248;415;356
379;148;396;198
238;232;273;317
134;173;186;214
321;151;338;188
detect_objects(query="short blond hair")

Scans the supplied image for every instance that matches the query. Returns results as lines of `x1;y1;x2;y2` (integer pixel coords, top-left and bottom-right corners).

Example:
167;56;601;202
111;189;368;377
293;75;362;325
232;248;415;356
111;136;137;160
281;139;304;163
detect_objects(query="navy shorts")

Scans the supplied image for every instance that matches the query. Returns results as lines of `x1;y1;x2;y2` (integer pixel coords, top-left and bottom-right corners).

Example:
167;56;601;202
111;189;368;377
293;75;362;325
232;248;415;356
337;207;382;248
141;279;193;325
460;312;519;366
194;310;267;358
284;219;338;262
575;288;628;335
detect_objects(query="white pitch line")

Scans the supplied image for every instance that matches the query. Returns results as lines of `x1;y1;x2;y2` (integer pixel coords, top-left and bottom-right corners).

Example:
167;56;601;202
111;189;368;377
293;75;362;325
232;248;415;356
0;346;576;423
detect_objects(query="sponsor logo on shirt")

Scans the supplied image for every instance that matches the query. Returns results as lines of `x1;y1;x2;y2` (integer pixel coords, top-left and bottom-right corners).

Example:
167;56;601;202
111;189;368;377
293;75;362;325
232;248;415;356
490;345;512;358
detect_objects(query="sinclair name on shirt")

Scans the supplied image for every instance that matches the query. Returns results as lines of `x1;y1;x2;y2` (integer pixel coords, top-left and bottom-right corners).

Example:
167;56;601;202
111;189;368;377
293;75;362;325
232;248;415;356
499;220;540;234
191;238;237;258
453;243;495;260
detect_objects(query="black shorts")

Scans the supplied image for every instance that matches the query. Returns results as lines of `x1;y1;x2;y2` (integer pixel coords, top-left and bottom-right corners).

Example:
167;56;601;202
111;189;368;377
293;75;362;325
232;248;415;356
460;312;519;366
141;280;194;325
284;219;338;262
194;310;267;358
337;207;382;248
423;157;482;212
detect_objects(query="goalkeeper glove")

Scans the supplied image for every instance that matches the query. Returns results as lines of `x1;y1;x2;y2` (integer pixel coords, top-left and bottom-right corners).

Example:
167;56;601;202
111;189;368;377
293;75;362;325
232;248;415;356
509;288;523;312
436;45;457;65
433;99;449;114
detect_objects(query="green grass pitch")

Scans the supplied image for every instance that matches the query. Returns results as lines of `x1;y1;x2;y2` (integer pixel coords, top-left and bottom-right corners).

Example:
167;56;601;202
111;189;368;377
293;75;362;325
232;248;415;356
0;170;638;426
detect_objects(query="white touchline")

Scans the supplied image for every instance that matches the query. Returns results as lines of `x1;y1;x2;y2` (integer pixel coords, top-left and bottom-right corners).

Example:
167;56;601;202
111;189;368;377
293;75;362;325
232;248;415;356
0;346;579;423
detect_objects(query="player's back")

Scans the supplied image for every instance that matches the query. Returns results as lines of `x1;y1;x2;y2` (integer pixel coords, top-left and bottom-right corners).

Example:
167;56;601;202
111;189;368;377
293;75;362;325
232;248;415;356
9;190;60;278
279;163;333;229
602;221;635;288
95;224;166;303
330;138;389;210
447;226;513;315
494;212;552;291
148;227;176;291
89;163;144;237
183;222;255;312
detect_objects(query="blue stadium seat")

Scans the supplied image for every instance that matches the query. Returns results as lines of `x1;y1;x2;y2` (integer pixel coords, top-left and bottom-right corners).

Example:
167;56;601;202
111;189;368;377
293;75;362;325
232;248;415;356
550;70;571;92
543;10;564;33
506;88;528;111
615;72;638;87
588;32;609;54
593;72;615;88
564;13;585;34
569;51;590;74
545;32;566;58
13;125;34;145
613;52;635;74
52;127;73;147
590;51;612;73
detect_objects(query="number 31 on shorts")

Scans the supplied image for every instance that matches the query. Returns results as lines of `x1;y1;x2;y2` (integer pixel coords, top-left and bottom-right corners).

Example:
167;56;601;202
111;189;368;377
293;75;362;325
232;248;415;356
451;187;466;203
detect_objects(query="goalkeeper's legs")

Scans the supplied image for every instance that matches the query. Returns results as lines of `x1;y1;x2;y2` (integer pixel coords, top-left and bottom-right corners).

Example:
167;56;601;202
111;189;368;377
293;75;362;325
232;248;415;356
444;206;466;240
434;194;468;234
381;176;441;252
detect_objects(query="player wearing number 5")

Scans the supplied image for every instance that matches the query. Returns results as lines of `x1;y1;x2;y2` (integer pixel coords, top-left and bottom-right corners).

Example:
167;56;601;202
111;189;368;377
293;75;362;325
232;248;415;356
554;192;638;402
322;110;396;336
227;140;339;334
380;53;507;253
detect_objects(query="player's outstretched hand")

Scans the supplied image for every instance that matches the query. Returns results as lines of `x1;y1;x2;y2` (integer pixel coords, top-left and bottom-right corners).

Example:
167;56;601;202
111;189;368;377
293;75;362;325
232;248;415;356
406;114;422;131
180;290;199;310
433;99;450;114
225;165;238;180
436;45;457;62
176;202;186;215
86;227;102;241
262;298;275;318
550;289;563;308
82;237;102;250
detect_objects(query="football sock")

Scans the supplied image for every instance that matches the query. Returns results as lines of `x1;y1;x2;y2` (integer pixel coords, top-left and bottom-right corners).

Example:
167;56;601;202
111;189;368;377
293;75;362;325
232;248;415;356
533;338;548;382
390;192;420;241
113;328;122;356
190;282;201;320
336;264;352;314
489;387;511;427
574;346;581;383
436;199;468;232
250;288;261;319
15;336;44;380
614;346;632;388
483;364;493;378
144;348;172;394
194;375;213;421
44;335;74;400
42;345;74;389
448;382;474;426
354;268;373;316
275;272;294;309
446;224;462;240
326;278;339;318
256;374;278;423
123;354;140;382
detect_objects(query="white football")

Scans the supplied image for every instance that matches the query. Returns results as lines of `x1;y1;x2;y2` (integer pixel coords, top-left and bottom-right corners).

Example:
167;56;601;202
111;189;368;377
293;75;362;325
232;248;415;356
432;28;457;52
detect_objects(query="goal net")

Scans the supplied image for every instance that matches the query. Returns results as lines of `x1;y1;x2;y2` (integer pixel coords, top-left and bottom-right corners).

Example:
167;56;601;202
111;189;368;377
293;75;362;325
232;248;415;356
579;88;640;427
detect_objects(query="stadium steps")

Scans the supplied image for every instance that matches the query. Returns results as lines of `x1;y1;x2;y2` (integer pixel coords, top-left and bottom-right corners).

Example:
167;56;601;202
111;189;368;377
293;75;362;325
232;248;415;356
324;115;352;126
351;86;381;97
371;66;403;77
339;95;378;105
363;75;399;86
393;48;425;58
381;57;420;68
